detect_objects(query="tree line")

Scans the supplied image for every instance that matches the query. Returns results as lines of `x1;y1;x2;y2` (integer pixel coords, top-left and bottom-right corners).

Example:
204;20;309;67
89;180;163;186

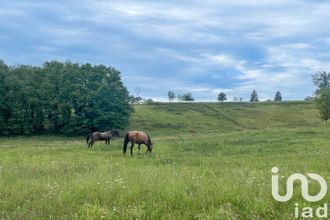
167;90;282;102
0;60;132;135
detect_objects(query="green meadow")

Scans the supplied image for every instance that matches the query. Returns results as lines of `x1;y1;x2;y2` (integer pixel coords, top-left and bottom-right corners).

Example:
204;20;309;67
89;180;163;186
1;101;330;219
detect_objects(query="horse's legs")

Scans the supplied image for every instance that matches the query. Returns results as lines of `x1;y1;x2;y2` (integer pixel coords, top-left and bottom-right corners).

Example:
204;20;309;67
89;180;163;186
144;144;148;154
108;138;111;145
90;141;94;148
138;144;141;155
130;143;134;156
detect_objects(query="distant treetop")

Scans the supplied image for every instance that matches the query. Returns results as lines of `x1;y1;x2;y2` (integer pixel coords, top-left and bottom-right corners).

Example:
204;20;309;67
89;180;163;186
178;92;194;101
168;90;176;102
250;89;259;102
312;71;330;94
217;92;227;102
274;91;282;101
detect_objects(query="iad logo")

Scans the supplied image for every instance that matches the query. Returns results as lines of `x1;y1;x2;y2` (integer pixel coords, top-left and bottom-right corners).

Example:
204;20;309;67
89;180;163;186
271;167;327;202
271;167;328;218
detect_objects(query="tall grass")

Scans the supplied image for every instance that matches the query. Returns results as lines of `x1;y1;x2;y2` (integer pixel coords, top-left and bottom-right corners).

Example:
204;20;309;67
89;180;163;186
1;126;330;219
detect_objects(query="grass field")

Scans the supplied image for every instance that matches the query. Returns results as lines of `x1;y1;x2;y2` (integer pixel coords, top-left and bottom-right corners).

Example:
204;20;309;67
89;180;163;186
129;101;321;136
1;102;330;219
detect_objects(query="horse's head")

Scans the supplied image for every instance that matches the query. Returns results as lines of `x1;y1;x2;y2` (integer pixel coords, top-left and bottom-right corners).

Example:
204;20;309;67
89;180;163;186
112;129;120;137
148;142;154;152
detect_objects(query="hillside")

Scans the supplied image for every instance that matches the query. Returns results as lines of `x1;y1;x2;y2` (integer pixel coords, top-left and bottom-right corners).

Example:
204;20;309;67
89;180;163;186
128;101;322;136
1;101;329;219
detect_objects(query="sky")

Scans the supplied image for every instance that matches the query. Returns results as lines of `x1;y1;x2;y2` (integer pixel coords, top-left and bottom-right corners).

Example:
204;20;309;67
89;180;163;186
1;0;330;101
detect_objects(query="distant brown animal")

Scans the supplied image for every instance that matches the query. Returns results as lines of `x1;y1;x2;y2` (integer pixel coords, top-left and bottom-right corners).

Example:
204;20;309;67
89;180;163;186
123;131;153;156
86;130;120;148
190;128;196;135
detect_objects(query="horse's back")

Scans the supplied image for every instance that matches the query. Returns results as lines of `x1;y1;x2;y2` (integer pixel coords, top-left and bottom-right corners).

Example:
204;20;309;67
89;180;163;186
127;131;148;143
91;131;100;139
101;131;112;137
92;131;110;140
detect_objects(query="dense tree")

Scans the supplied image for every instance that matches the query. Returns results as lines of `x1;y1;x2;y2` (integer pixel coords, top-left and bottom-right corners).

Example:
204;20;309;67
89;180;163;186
217;92;227;102
0;61;9;133
315;89;330;125
250;90;259;102
168;90;176;102
274;91;282;101
0;60;132;135
178;93;194;101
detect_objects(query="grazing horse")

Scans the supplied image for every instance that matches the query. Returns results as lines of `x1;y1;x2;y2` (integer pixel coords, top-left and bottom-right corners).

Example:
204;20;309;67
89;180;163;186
86;130;120;148
190;128;196;135
123;131;153;156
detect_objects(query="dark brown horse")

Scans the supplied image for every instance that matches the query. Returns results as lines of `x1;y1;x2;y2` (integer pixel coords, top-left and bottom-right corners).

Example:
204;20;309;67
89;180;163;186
123;131;153;156
86;130;120;148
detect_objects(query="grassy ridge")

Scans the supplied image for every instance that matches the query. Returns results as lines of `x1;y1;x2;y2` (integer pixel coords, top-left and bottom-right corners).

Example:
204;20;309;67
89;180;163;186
129;101;321;136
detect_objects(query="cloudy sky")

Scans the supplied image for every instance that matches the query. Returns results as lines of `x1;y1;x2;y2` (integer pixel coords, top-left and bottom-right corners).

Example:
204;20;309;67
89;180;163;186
1;0;330;101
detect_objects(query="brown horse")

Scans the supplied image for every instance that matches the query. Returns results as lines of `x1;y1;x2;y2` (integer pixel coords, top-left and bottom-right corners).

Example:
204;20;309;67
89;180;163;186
86;130;120;148
123;131;153;156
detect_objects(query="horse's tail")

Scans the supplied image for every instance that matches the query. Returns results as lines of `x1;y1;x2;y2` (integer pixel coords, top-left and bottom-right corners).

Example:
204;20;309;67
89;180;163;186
86;133;91;145
123;133;129;155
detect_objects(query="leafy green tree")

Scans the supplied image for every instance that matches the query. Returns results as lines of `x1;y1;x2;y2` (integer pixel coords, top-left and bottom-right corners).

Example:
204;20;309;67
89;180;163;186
0;60;132;135
168;90;176;102
3;65;39;134
250;90;259;102
178;93;194;101
89;65;131;132
315;89;330;125
312;71;330;94
41;61;66;132
274;91;282;101
0;60;10;133
217;92;227;102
